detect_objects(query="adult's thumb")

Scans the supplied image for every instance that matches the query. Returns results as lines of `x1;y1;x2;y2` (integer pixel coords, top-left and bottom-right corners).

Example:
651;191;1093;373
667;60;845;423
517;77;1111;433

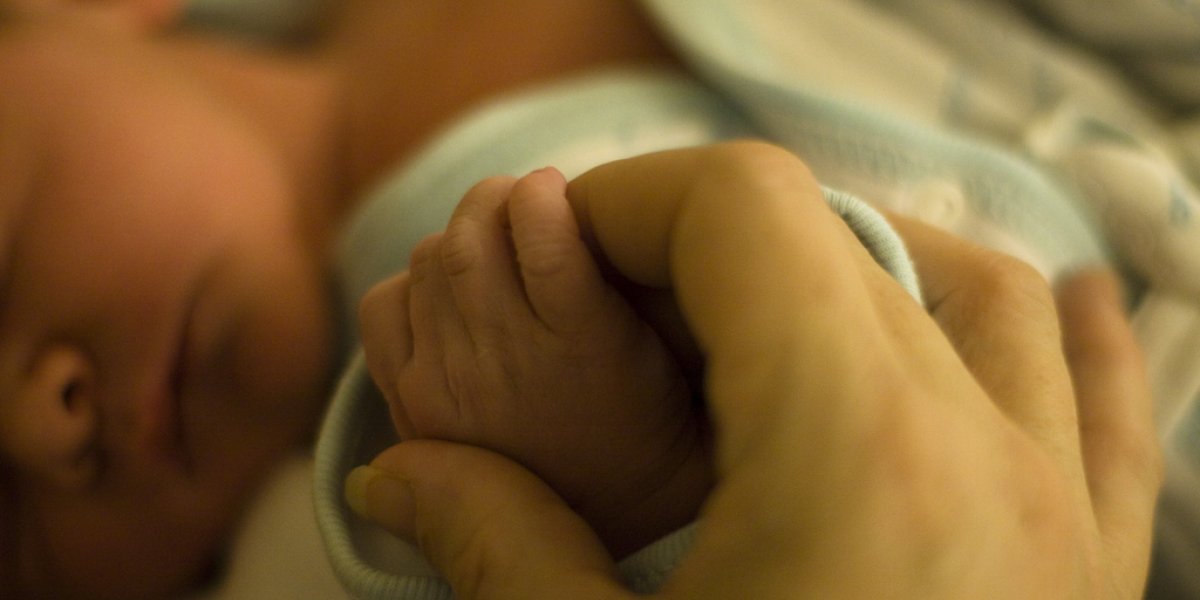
345;439;632;600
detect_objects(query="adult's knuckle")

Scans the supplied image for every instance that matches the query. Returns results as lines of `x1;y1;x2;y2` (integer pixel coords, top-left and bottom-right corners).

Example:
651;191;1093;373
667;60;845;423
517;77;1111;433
859;391;975;549
1008;449;1076;526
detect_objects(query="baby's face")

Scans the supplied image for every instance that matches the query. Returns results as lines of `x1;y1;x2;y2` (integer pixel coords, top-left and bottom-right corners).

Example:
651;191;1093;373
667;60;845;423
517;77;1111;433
0;15;335;599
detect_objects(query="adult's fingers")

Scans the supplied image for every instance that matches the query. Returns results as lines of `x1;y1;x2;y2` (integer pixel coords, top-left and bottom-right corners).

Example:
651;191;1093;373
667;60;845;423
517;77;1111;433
1056;270;1161;593
569;143;892;441
887;215;1080;467
346;441;631;600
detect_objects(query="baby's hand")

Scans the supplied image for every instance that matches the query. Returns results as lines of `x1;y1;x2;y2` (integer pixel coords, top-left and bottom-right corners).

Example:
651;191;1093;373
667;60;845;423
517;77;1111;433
359;168;711;556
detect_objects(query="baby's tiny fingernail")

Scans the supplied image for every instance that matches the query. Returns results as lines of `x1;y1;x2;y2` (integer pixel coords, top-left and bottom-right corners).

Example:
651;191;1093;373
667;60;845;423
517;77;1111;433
532;166;566;184
345;465;415;535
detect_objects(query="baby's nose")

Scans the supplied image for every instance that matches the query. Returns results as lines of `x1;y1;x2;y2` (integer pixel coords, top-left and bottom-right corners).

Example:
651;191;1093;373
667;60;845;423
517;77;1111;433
1;345;99;489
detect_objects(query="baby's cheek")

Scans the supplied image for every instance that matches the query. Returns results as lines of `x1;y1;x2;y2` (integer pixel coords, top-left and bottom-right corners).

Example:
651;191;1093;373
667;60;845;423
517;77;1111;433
33;489;222;599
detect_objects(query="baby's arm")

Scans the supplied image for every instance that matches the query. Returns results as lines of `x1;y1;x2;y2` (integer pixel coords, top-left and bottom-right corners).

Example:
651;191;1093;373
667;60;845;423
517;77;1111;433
359;168;711;558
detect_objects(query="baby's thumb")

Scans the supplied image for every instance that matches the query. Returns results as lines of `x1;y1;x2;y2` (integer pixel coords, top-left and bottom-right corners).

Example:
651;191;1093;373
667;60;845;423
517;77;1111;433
345;440;632;600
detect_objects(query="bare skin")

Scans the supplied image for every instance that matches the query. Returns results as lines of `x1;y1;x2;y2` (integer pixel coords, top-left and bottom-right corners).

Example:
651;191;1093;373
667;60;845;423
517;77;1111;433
358;168;711;558
0;0;681;597
348;142;1161;599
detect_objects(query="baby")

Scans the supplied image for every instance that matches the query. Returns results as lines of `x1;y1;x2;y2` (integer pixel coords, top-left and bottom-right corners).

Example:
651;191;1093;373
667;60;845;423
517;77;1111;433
0;10;340;600
0;7;338;598
0;0;684;597
3;0;1198;597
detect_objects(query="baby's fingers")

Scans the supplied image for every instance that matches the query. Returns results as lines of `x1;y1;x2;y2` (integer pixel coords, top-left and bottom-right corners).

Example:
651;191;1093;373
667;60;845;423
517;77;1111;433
441;176;526;330
1057;270;1161;593
359;272;415;424
508;168;623;335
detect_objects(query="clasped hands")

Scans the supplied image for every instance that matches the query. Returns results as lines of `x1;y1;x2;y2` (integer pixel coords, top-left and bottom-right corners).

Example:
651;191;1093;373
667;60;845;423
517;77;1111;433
351;143;1160;599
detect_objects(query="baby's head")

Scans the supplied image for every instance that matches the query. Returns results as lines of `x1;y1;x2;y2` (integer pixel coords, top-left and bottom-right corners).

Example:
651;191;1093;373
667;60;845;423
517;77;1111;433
0;3;337;597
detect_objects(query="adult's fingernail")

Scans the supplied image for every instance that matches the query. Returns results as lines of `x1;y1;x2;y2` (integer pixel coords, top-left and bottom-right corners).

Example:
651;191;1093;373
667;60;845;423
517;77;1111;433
345;465;415;535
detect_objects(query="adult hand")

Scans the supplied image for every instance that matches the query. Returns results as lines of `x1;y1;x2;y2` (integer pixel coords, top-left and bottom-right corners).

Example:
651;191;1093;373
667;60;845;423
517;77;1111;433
346;143;1161;599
